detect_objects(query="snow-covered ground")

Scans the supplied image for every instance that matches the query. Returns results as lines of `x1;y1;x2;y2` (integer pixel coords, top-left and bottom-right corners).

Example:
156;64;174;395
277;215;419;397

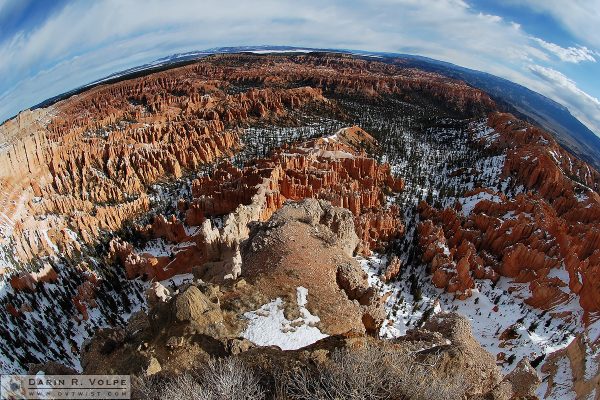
458;191;501;216
0;254;148;373
233;118;345;167
357;252;599;399
472;121;500;148
242;287;328;350
158;273;194;293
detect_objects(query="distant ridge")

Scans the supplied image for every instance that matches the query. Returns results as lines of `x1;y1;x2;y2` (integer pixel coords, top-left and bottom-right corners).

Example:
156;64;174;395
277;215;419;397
384;53;600;171
15;45;600;170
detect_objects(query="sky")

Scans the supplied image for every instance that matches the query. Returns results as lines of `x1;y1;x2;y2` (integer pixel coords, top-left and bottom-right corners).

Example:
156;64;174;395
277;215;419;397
1;0;599;138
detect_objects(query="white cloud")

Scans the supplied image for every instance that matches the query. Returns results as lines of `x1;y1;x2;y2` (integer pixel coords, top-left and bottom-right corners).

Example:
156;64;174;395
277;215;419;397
529;65;600;134
507;0;600;49
534;38;596;63
0;0;598;139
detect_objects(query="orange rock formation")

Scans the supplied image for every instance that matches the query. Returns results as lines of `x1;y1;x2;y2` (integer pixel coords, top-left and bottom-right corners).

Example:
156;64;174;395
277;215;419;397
418;112;600;317
117;127;404;282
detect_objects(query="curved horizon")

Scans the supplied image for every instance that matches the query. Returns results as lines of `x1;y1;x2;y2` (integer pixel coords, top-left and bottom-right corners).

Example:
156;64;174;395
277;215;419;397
0;45;586;120
1;1;600;139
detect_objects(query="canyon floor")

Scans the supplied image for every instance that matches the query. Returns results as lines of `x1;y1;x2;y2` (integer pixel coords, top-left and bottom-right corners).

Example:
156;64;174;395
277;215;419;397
0;52;599;399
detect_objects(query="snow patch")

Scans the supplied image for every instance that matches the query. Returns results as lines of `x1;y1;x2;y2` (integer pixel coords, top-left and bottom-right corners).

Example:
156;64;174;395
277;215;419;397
459;191;501;216
242;287;328;350
545;356;575;399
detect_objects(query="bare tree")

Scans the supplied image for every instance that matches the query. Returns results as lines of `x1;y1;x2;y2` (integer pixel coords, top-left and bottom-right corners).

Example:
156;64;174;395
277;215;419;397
199;357;265;400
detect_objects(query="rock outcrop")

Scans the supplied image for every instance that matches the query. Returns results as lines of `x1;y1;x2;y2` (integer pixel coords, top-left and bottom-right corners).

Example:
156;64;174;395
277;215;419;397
382;255;402;282
82;278;514;399
241;199;386;336
541;332;600;399
503;358;541;398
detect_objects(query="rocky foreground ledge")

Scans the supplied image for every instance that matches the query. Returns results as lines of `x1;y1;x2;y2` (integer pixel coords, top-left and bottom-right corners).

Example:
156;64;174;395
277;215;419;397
32;200;540;399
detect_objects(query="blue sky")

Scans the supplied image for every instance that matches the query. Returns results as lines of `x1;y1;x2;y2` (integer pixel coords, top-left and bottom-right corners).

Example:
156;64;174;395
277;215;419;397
1;0;599;138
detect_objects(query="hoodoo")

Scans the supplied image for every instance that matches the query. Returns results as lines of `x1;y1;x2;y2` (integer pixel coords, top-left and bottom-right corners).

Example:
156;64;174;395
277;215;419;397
1;51;598;400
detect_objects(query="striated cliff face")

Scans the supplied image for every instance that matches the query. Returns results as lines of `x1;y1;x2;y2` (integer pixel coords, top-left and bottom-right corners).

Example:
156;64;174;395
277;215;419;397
0;109;54;256
0;53;490;264
0;71;334;264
